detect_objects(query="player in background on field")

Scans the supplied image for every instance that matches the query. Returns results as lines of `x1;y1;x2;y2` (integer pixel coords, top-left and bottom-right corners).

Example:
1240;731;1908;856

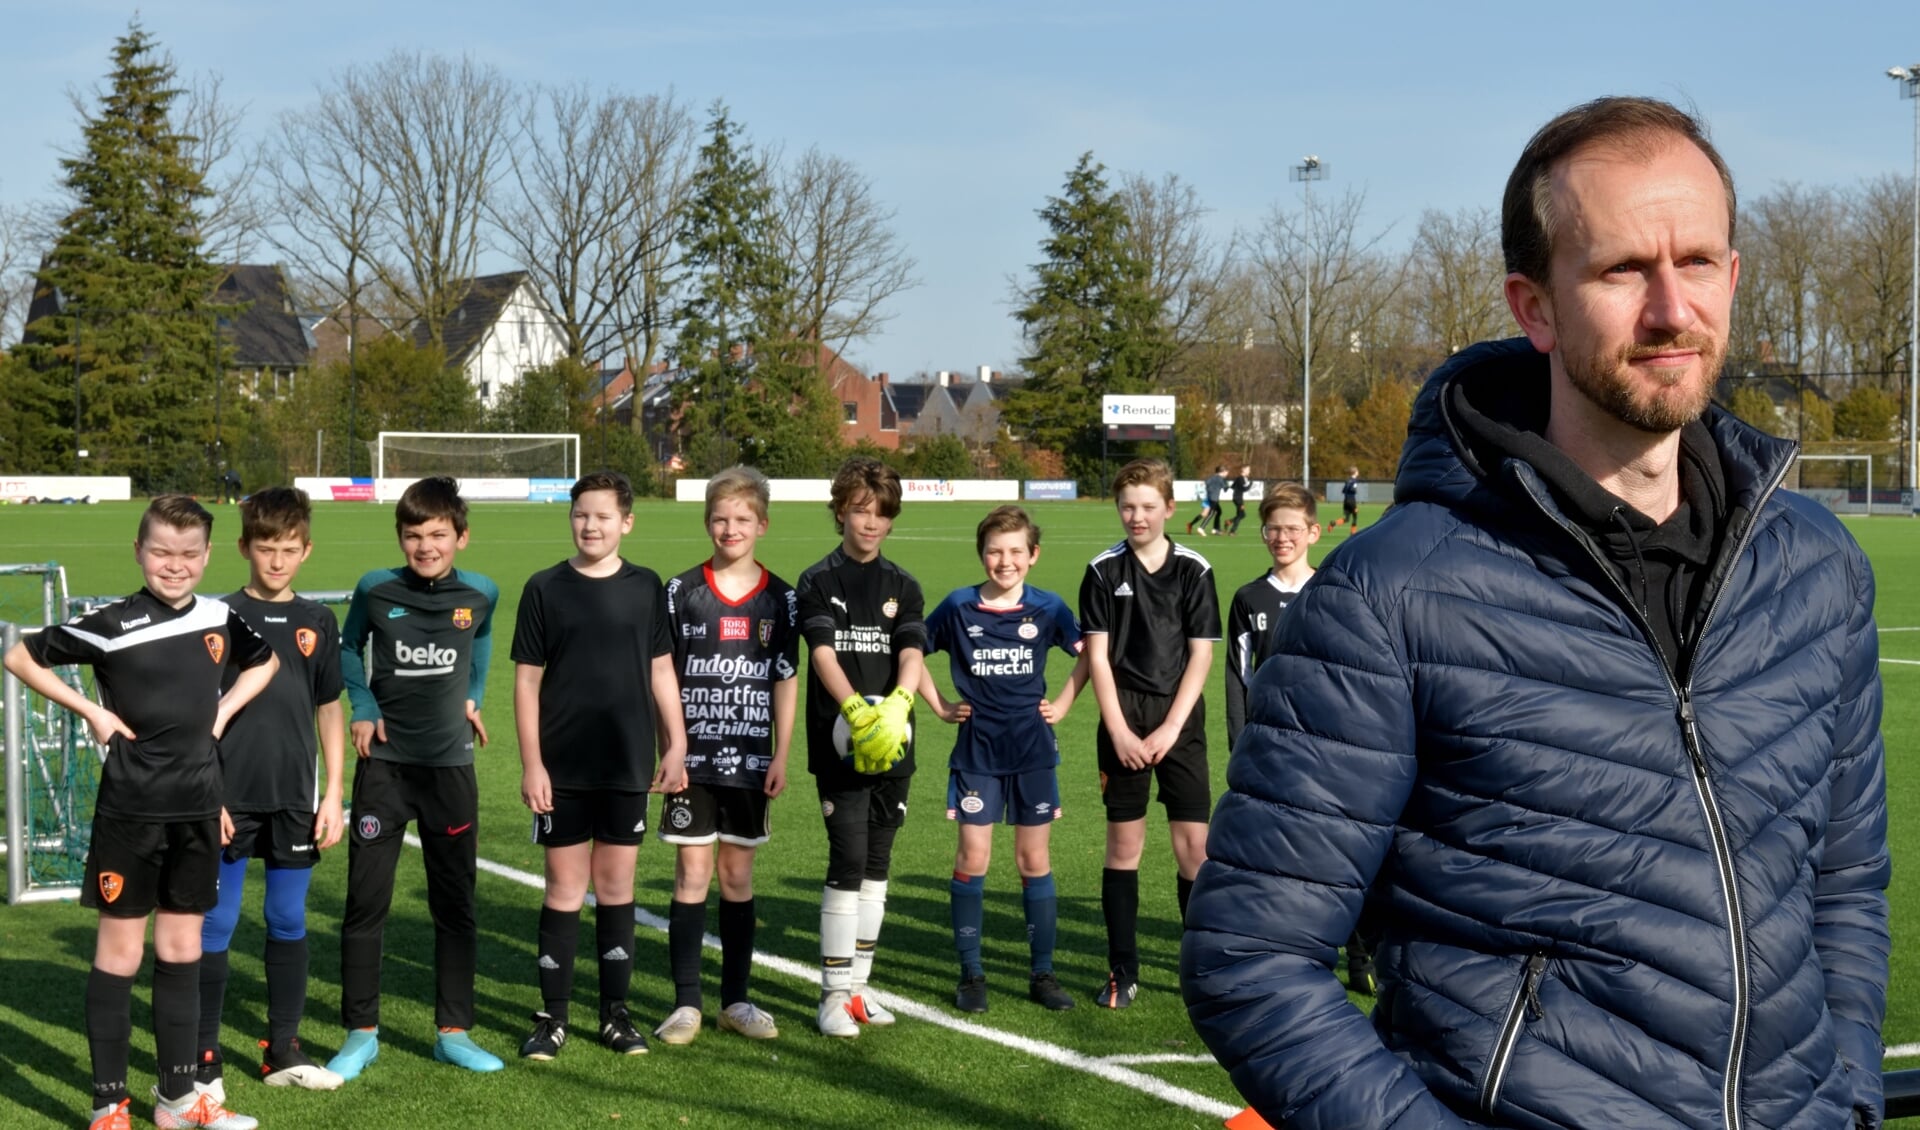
795;457;928;1038
1182;478;1212;537
513;470;687;1061
653;467;798;1046
1080;459;1221;1008
1224;465;1253;536
328;477;503;1079
4;495;277;1130
1224;483;1319;753
197;487;347;1100
1331;466;1362;531
917;506;1088;1014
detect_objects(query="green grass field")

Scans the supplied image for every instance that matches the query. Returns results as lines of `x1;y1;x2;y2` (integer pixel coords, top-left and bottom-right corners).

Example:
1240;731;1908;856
0;497;1916;1129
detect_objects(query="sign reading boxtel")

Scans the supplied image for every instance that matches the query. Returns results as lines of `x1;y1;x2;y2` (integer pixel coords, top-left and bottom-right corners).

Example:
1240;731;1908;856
1101;395;1177;426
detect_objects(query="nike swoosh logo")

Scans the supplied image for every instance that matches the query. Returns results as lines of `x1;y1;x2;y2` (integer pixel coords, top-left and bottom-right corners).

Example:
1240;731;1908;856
447;822;473;835
387;607;407;619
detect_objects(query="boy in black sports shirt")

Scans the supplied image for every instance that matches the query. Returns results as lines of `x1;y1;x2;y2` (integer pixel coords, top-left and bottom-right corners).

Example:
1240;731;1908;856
329;476;502;1079
513;470;686;1060
795;457;927;1038
4;495;277;1130
1079;458;1220;1008
197;487;347;1099
1224;483;1319;751
653;466;798;1046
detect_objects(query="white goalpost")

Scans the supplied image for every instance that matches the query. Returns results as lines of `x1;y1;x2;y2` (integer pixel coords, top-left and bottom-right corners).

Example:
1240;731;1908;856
374;432;581;482
1794;454;1873;517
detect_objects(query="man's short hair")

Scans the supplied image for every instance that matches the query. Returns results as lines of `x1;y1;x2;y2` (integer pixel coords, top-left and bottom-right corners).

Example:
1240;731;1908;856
975;504;1040;556
395;475;468;535
571;470;634;515
1111;458;1174;502
1260;482;1318;524
1502;96;1737;284
706;465;771;524
138;494;214;544
829;457;902;532
238;486;312;545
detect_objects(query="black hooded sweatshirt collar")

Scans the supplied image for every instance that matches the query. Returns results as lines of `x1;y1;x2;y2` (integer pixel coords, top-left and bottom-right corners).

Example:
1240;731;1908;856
1443;356;1729;678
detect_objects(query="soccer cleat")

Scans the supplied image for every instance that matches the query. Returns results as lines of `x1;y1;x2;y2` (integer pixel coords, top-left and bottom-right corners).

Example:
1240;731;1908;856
599;1007;649;1055
89;1099;132;1130
325;1027;379;1081
1225;1107;1278;1130
1095;969;1138;1009
717;1001;779;1040
193;1051;223;1104
432;1029;505;1072
816;991;860;1038
151;1084;258;1130
1347;964;1378;996
847;990;894;1026
519;1012;568;1061
653;1005;702;1046
954;975;988;1014
1028;972;1076;1011
260;1037;343;1090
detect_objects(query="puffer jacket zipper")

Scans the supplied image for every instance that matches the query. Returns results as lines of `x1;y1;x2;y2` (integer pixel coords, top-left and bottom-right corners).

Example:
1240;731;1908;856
1480;952;1548;1114
1511;452;1789;1130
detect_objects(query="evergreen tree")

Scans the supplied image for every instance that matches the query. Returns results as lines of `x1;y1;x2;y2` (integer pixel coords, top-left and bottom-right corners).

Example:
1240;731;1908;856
1003;153;1173;486
670;104;839;476
19;23;230;492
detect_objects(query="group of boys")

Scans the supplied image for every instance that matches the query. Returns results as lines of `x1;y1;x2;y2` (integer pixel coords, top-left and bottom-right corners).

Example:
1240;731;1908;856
6;455;1340;1130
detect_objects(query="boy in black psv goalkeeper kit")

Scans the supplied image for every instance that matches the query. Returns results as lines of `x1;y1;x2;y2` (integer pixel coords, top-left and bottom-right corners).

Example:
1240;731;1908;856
329;477;503;1080
3;495;277;1130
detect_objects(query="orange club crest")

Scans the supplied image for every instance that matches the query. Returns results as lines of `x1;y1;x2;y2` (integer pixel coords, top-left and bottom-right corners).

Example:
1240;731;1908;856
203;633;225;664
452;607;473;630
295;627;318;657
98;871;124;903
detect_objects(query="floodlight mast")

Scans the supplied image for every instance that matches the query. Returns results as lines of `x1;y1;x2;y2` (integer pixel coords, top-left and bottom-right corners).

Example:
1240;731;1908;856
1290;155;1329;492
1890;64;1920;503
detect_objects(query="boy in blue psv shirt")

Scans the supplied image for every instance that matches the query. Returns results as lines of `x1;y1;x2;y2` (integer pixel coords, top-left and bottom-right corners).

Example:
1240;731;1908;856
919;506;1088;1014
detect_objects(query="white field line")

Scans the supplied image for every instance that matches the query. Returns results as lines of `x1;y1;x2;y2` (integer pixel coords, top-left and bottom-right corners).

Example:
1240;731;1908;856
1882;659;1920;666
1887;1043;1920;1061
1880;627;1920;632
403;834;1240;1121
1099;1053;1223;1066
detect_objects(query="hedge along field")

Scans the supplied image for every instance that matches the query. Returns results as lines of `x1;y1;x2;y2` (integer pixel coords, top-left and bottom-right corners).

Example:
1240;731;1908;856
0;497;1917;1128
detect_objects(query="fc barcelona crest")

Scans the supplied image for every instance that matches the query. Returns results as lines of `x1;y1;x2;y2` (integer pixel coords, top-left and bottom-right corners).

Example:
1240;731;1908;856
203;633;225;663
452;607;473;630
295;627;318;657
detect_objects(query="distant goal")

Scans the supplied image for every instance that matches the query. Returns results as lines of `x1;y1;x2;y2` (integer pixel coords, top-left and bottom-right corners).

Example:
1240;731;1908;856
374;432;581;482
1793;454;1874;516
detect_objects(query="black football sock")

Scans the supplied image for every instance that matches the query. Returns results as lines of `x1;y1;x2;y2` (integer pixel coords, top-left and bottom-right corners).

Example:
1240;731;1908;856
263;937;308;1046
86;967;135;1108
668;900;706;1010
151;959;200;1101
1101;867;1140;980
1177;874;1195;923
195;949;229;1062
719;898;757;1007
536;905;580;1024
596;901;636;1024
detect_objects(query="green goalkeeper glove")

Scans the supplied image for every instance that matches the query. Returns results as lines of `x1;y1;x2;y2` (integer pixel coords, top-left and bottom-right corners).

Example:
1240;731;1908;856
840;694;879;733
851;688;914;774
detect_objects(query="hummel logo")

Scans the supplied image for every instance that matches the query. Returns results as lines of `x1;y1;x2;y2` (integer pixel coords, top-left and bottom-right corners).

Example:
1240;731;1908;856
602;947;629;961
120;615;151;630
263;615;288;624
1114;582;1134;597
387;607;408;619
539;955;560;970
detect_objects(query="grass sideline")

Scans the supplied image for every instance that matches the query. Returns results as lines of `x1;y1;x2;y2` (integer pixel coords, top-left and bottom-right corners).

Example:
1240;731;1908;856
0;497;1914;1129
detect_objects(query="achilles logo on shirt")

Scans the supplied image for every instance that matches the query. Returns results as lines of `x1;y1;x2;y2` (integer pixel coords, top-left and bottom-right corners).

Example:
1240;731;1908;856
203;633;225;663
393;638;458;675
296;627;318;657
721;616;749;641
98;871;124;903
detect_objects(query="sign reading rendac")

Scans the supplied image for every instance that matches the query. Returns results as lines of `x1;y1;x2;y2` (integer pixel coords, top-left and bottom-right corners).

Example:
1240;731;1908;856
1102;395;1175;441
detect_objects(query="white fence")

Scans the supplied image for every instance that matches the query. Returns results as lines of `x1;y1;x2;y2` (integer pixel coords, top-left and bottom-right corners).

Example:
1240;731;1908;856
0;476;132;503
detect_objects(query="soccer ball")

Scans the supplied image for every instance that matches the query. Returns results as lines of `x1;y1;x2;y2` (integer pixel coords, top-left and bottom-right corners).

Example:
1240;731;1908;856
832;693;912;763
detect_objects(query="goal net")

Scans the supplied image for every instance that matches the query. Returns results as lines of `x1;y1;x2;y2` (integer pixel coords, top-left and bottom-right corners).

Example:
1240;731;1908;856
1792;454;1873;516
374;432;581;481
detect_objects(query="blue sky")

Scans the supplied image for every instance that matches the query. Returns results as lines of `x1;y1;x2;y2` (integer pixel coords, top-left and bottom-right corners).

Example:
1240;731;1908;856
1;1;1914;377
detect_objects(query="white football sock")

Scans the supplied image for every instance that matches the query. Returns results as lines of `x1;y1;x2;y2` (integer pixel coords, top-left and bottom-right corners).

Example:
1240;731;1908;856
852;878;887;988
821;886;858;994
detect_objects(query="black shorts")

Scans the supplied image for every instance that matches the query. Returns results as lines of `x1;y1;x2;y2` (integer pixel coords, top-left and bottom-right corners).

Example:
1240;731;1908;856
532;789;648;848
660;782;771;847
223;809;319;869
82;816;221;917
1095;688;1211;824
818;775;911;831
1343;499;1359;516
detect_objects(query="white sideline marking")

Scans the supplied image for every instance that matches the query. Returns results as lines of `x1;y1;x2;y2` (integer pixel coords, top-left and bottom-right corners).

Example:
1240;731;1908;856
1100;1053;1223;1066
1887;1043;1920;1061
1879;627;1920;632
404;834;1240;1121
1882;659;1920;666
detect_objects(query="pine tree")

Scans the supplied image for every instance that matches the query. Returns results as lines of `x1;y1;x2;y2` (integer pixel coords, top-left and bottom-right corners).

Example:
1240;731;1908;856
19;23;229;492
1004;153;1173;485
670;104;839;476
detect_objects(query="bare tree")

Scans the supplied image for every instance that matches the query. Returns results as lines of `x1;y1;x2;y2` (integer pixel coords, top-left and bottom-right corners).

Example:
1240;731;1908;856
1831;174;1916;384
1118;170;1234;366
174;73;263;265
1734;183;1841;370
490;85;695;364
0;200;48;344
1406;206;1509;353
768;146;917;359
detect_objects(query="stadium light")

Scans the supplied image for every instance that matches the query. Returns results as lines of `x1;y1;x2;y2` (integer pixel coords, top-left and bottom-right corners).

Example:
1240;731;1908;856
1891;64;1920;504
1289;155;1329;492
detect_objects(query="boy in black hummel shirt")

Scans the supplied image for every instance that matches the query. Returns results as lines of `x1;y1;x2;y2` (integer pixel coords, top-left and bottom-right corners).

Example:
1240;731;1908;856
1080;458;1220;1008
795;457;927;1038
197;487;347;1098
329;477;502;1079
1224;482;1319;751
4;495;276;1130
653;466;798;1047
513;470;687;1060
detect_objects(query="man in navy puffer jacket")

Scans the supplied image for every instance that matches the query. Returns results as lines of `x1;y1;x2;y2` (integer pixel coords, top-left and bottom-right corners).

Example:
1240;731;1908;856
1183;96;1889;1130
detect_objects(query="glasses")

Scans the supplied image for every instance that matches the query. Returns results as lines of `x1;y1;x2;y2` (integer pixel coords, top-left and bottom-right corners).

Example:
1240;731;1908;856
1261;524;1313;540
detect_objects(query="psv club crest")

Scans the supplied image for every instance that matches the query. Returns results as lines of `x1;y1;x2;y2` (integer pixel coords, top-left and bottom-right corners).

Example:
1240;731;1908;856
295;627;318;657
452;608;474;630
203;633;225;663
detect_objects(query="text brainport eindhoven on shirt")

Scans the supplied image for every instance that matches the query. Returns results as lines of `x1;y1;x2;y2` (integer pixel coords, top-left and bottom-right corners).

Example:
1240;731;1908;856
683;654;774;738
970;646;1036;678
835;625;891;654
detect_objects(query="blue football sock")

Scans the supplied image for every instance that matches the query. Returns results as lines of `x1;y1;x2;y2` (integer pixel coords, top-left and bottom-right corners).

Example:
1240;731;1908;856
950;872;986;979
1023;873;1058;975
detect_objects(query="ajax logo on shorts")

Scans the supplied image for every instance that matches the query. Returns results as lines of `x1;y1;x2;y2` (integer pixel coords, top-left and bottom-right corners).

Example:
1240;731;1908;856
295;627;318;657
669;803;694;830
